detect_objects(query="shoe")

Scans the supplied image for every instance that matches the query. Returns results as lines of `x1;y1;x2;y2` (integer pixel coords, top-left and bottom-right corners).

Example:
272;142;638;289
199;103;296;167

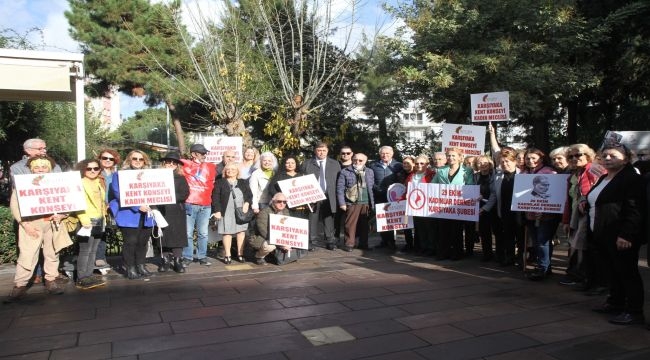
126;266;141;280
55;275;70;285
326;244;336;251
172;257;185;273
199;258;212;266
181;258;192;267
592;303;623;314
236;256;245;263
223;256;232;265
255;258;268;266
4;286;28;303
158;254;171;272
32;275;43;284
136;264;152;277
585;286;608;296
344;246;353;252
609;312;645;325
559;277;577;286
76;277;106;290
527;268;546;281
44;280;64;295
95;259;108;267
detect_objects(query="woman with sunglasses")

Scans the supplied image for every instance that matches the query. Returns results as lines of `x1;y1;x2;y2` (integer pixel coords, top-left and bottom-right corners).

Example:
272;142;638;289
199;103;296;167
108;150;155;279
95;148;121;268
156;152;190;273
73;159;107;290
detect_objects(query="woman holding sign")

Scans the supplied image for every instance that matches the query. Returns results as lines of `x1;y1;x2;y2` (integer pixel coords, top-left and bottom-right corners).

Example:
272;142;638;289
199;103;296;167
432;147;475;260
212;163;253;264
6;155;67;302
109;150;155;280
587;144;645;325
405;155;435;254
268;155;308;218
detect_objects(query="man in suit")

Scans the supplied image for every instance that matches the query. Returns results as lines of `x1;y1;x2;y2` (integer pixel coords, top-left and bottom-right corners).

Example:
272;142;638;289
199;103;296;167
368;146;404;250
301;142;341;250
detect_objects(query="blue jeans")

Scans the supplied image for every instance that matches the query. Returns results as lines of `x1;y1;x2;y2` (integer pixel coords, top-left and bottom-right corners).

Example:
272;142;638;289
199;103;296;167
183;204;211;260
528;218;557;271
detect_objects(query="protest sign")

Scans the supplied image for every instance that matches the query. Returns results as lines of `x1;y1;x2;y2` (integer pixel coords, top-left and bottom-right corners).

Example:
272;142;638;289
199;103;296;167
511;174;570;213
387;183;406;202
14;172;86;217
441;123;486;156
470;91;510;122
118;169;176;207
375;201;413;232
202;136;243;164
277;174;326;208
406;183;480;221
268;213;309;249
602;130;650;152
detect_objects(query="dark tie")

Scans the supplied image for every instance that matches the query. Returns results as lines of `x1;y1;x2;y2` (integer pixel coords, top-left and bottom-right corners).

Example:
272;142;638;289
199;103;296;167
319;160;326;192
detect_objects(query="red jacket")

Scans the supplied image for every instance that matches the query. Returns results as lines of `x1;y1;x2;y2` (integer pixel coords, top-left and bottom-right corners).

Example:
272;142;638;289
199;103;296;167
181;159;217;206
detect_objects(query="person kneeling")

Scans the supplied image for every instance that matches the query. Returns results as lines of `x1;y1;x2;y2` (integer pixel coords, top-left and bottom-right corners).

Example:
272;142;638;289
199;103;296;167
251;192;291;265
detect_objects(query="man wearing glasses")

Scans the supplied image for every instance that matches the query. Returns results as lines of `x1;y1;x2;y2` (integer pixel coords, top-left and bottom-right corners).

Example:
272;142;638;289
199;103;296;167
10;138;61;177
179;144;217;266
337;153;374;251
335;146;354;242
251;192;291;265
368;146;404;251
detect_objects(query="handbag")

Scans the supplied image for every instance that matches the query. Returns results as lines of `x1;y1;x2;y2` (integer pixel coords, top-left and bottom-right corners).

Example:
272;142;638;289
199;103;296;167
231;184;254;225
52;221;74;253
345;184;359;203
61;215;80;233
150;209;169;228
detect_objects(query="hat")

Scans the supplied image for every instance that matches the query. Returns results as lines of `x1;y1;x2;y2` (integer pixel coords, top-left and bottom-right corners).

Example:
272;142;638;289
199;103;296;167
160;151;182;163
189;144;209;154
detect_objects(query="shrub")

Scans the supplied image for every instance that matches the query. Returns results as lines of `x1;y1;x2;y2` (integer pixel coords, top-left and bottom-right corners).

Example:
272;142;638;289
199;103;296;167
0;206;17;264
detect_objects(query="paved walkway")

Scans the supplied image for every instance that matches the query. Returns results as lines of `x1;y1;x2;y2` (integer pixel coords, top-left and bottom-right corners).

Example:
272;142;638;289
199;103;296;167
1;238;650;359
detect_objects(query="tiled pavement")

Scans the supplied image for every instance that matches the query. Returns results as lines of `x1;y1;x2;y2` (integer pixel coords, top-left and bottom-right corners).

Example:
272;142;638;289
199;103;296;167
1;239;650;360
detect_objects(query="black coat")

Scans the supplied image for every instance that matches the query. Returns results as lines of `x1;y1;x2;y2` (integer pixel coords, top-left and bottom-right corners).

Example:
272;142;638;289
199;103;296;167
588;163;645;247
211;178;253;213
158;173;190;248
300;157;341;212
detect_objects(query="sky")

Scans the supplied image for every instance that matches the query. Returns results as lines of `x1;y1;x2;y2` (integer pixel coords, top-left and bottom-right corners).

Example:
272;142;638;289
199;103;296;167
1;0;402;119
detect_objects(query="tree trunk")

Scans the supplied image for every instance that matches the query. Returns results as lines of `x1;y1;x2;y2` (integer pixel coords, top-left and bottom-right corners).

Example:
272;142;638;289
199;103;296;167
566;101;577;144
225;116;252;147
166;101;186;154
377;116;389;147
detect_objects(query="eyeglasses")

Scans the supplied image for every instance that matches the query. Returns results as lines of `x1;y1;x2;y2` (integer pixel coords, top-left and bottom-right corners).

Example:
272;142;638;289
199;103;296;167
567;153;584;160
352;159;364;162
274;200;287;204
416;162;427;165
131;157;144;161
340;152;352;155
86;167;100;172
101;156;115;161
162;160;177;165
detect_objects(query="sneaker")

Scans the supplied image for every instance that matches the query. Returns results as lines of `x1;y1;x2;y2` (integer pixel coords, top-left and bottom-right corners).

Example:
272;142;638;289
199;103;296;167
76;277;106;290
559;276;577;286
255;258;268;266
199;258;212;266
4;286;28;303
45;280;64;295
181;258;192;267
95;259;108;267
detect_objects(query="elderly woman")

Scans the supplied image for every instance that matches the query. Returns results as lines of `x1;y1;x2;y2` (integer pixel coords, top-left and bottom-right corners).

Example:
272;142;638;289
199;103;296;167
109;150;155;280
337;153;375;252
588;144;645;325
95;148;121;268
252;192;291;265
74;158;107;290
560;144;600;287
550;146;570;173
405;155;436;254
432;147;475;260
239;146;260;180
6;156;67;302
156;152;190;273
212;163;253;264
474;155;497;262
400;156;416;252
249;151;278;213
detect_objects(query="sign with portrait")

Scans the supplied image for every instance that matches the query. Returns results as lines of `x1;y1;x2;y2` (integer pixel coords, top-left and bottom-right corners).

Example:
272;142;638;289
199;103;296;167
441;123;486;157
511;173;570;213
375;201;413;232
470;91;510;122
277;174;326;208
14;172;86;217
601;130;650;152
202;136;243;164
405;183;480;221
268;213;309;249
118;169;176;207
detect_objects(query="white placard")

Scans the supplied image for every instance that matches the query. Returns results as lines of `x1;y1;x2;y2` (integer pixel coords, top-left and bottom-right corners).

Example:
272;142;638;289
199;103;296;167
406;183;480;221
118;169;176;207
14;172;86;217
375;201;413;232
441;123;486;157
268;213;310;249
277;174;326;208
511;174;570;213
202;136;243;164
470;91;510;122
602;130;650;152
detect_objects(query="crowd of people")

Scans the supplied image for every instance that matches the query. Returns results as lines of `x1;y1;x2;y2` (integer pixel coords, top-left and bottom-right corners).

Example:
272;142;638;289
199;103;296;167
4;135;650;330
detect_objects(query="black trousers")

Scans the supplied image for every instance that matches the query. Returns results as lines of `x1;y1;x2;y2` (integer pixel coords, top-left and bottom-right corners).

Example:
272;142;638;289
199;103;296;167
120;227;151;267
309;200;336;246
606;242;644;313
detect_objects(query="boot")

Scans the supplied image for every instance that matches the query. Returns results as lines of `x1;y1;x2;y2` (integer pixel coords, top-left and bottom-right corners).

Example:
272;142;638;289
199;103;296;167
173;257;185;273
4;286;28;303
127;266;141;280
136;264;152;277
44;280;64;295
158;254;171;272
